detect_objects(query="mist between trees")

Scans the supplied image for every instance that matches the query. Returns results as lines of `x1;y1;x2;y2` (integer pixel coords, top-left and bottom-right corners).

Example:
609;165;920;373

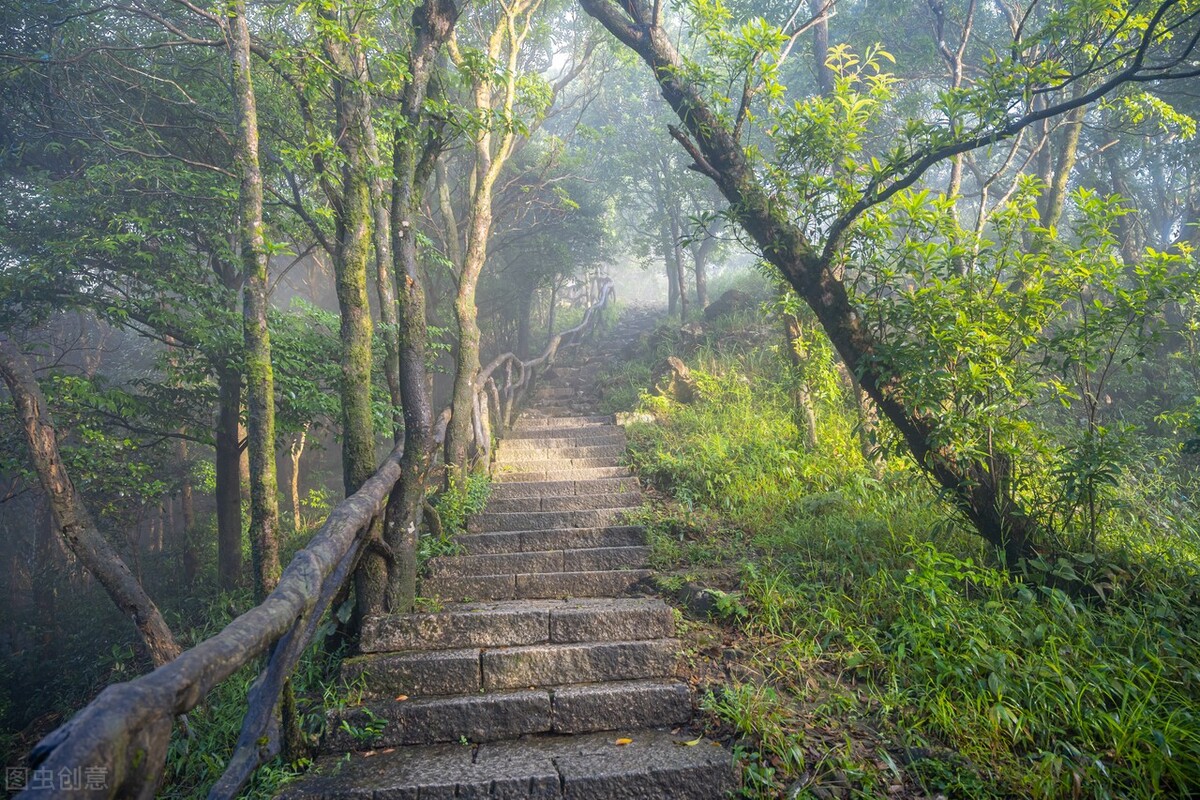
2;0;1200;795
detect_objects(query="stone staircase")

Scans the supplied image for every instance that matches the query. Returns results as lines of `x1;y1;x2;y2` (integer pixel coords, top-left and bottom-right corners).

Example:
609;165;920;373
282;314;734;799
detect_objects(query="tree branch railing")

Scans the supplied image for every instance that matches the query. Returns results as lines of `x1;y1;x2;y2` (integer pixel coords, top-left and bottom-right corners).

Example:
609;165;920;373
16;276;615;800
469;275;615;465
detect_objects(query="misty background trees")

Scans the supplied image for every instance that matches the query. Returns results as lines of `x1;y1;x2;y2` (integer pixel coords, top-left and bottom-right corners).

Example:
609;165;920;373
3;0;1200;794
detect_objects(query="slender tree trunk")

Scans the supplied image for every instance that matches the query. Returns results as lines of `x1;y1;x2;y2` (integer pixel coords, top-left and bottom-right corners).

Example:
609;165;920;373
290;426;307;532
783;313;819;448
369;128;404;443
1040;103;1086;230
668;204;689;323
516;281;534;358
0;340;181;667
384;0;456;612
228;0;281;601
214;363;243;590
325;29;387;619
545;279;559;348
663;220;679;315
178;439;198;585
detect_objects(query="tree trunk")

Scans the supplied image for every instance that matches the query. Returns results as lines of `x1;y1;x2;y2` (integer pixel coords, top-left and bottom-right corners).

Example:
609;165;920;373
1039;103;1086;230
550;280;563;344
214;363;243;590
516;281;535;359
290;426;307;532
783;313;819;448
383;0;456;613
228;0;281;601
323;21;387;620
0;339;181;667
668;204;689;322
663;219;679;315
178;439;198;585
581;0;1044;564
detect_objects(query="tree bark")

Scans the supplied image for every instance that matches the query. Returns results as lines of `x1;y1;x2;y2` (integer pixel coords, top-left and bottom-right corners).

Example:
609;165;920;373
384;0;457;613
227;0;281;601
0;339;181;667
1040;103;1086;230
783;313;819;448
290;426;308;532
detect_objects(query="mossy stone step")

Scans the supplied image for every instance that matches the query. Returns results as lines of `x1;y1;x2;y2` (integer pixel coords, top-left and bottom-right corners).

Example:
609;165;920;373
454;525;647;556
359;598;674;653
280;729;734;800
323;679;690;749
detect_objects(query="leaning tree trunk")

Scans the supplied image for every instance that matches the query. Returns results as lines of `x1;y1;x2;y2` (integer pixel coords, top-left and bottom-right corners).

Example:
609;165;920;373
0;339;181;667
580;0;1044;564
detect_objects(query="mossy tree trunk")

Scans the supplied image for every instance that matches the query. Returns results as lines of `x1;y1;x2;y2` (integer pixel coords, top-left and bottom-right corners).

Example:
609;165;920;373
384;0;457;613
0;339;181;667
226;0;280;600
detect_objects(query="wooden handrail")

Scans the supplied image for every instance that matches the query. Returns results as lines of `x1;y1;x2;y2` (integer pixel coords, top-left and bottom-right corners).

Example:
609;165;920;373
469;276;614;464
17;276;614;800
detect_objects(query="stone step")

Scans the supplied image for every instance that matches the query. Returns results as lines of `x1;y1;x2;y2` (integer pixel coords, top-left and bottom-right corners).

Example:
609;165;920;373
340;638;679;697
426;569;653;602
468;508;631;533
500;435;628;452
282;729;734;800
534;387;579;399
496;444;626;462
323;679;691;750
490;476;640;499
456;525;647;556
495;467;632;483
360;598;674;653
355;597;676;652
494;457;621;473
484;492;642;514
513;414;614;430
504;429;624;441
427;546;650;578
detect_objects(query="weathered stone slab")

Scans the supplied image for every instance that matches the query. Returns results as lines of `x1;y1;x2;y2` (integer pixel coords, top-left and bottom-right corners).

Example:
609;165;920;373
468;508;630;533
553;730;735;799
562;546;649;572
500;433;626;449
489;477;639;499
427;550;565;578
495;467;631;483
549;598;673;643
481;640;678;690
426;573;517;602
360;602;549;653
325;689;551;750
496;445;626;462
340;649;481;697
483;491;641;515
549;680;690;734
515;569;652;599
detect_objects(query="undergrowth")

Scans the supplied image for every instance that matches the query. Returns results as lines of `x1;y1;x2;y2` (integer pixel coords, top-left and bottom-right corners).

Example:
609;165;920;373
606;312;1200;799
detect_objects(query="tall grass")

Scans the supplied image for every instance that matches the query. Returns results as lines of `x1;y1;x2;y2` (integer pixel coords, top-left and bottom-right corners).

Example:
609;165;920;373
607;314;1200;799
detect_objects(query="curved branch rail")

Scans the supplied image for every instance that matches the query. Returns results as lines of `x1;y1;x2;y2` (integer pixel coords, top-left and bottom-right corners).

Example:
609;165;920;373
470;276;614;464
17;276;614;800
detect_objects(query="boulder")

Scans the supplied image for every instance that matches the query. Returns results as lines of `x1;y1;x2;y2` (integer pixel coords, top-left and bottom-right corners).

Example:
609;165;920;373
704;289;755;320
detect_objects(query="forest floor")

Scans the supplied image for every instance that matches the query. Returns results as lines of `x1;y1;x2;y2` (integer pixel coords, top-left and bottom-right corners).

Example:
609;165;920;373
598;300;1200;800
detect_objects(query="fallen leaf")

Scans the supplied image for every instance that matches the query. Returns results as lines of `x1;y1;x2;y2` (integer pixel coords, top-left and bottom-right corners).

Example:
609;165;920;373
395;695;408;702
614;737;633;746
678;736;703;747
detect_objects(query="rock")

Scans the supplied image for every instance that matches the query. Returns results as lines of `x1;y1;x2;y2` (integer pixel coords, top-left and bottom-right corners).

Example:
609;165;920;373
679;322;707;352
704;289;755;320
652;356;698;403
